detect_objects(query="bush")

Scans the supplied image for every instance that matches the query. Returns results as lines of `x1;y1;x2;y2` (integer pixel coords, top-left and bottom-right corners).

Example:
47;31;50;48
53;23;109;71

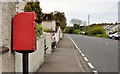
44;29;48;32
84;31;88;35
36;23;43;38
63;29;66;33
44;29;56;33
95;34;108;38
68;27;74;34
64;28;69;33
65;27;74;34
73;29;81;34
88;26;106;36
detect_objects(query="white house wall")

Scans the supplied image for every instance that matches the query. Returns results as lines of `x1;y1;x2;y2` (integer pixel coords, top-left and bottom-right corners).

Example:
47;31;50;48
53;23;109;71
42;21;56;31
43;33;52;54
110;25;119;32
15;37;44;72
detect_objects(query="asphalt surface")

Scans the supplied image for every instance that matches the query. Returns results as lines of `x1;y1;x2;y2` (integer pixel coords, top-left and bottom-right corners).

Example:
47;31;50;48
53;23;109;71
69;34;118;72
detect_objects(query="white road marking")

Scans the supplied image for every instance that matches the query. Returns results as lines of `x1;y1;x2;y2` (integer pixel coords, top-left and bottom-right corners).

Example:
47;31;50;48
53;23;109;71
81;53;85;57
83;57;88;62
69;35;97;72
93;71;98;74
93;71;98;72
88;63;94;69
79;50;82;53
69;36;79;48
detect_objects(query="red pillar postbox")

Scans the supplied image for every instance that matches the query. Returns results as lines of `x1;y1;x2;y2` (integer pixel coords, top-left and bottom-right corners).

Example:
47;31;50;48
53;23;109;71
13;12;37;52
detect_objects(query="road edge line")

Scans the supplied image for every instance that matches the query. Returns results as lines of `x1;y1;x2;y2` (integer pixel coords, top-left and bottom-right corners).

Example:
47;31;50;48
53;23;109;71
68;35;98;74
88;63;94;69
83;57;89;62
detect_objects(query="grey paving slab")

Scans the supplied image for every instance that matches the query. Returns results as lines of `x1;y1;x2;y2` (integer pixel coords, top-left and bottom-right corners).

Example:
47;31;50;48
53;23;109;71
37;34;85;72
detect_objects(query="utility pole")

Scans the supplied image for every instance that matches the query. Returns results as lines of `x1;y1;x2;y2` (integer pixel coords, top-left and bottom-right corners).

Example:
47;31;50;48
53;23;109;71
88;15;90;31
88;15;90;26
118;1;120;32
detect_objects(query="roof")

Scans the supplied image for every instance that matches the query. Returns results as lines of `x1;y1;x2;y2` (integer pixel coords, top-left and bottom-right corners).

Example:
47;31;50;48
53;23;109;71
105;25;118;30
101;25;108;28
42;13;55;21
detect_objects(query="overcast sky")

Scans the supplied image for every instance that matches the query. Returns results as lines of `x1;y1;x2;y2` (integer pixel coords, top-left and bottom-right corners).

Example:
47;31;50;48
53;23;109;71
39;0;119;26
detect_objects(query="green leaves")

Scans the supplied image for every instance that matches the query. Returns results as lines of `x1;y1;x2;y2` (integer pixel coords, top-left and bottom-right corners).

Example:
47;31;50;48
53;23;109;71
74;24;80;30
24;5;33;12
24;1;43;38
36;23;43;38
24;1;43;23
54;11;67;30
88;26;106;36
73;29;81;34
88;26;108;38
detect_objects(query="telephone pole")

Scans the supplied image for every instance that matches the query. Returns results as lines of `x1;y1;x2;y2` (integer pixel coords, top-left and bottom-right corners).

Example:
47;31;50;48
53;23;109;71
88;15;90;26
87;15;90;31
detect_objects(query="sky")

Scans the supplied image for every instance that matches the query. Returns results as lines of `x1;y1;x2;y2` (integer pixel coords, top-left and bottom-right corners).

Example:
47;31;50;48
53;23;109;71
39;0;119;26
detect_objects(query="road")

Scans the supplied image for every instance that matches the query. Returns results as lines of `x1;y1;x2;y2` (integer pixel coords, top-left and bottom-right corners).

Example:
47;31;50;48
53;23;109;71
69;34;118;72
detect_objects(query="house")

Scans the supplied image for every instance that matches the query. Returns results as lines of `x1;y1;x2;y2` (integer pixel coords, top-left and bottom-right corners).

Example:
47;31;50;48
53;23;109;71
102;25;119;34
42;13;56;31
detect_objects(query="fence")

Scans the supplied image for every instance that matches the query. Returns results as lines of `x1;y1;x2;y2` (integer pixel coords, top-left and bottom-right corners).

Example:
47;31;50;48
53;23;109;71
15;37;44;72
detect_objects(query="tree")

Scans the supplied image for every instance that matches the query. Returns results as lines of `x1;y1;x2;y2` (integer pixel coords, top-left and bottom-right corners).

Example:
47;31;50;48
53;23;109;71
68;27;74;34
53;11;67;30
42;12;56;21
24;0;43;23
74;24;80;29
70;18;82;26
24;0;43;38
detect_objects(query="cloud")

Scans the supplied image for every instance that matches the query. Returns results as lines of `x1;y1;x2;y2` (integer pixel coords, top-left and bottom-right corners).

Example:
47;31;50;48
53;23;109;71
39;0;118;25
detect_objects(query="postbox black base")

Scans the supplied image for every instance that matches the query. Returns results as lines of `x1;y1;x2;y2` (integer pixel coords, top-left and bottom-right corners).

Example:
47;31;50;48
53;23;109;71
23;53;28;74
17;50;34;53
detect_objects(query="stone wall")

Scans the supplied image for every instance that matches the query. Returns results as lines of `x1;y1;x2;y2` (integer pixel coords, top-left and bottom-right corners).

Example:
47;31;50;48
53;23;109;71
16;1;26;13
2;2;16;51
0;2;2;47
0;2;16;72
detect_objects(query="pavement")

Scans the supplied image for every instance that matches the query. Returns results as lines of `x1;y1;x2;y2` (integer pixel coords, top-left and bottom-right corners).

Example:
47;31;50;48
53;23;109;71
36;34;86;72
69;34;118;72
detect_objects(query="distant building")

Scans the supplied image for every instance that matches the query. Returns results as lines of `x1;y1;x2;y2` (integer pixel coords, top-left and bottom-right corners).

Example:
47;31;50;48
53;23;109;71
102;25;119;34
118;1;120;23
42;13;56;31
42;20;56;31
